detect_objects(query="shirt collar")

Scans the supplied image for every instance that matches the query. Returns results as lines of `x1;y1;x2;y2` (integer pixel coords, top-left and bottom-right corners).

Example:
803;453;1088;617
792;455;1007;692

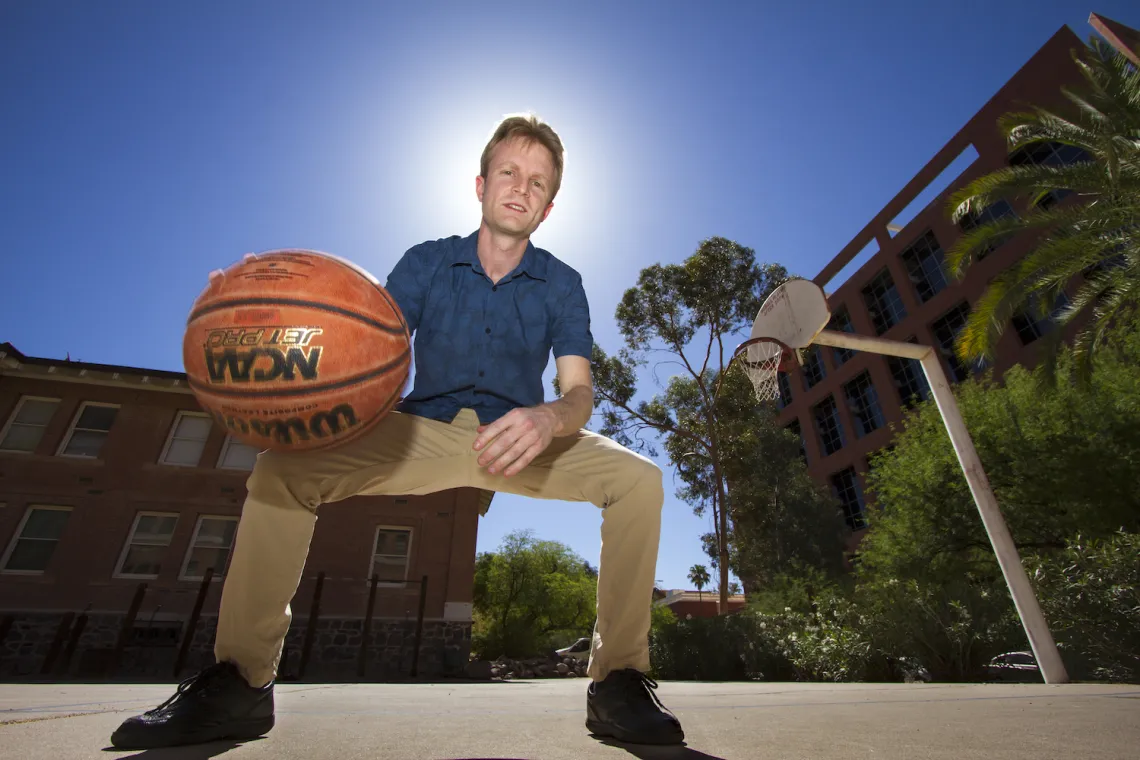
451;230;549;282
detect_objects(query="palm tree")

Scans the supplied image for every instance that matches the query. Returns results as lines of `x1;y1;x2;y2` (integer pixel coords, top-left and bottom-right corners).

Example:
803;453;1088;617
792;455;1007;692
946;37;1140;381
688;564;710;602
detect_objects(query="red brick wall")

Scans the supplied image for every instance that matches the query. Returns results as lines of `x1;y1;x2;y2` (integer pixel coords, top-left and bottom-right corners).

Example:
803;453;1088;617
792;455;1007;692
0;375;481;623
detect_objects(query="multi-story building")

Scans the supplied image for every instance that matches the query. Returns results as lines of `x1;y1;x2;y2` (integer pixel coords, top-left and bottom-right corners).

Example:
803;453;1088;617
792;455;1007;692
0;342;491;680
775;16;1137;548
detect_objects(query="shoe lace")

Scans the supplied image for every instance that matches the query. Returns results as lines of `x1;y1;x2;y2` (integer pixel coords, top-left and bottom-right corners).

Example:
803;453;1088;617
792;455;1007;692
148;663;234;714
615;669;671;713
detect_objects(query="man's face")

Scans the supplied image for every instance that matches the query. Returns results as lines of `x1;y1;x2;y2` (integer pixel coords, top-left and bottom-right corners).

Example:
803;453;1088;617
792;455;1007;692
476;137;555;239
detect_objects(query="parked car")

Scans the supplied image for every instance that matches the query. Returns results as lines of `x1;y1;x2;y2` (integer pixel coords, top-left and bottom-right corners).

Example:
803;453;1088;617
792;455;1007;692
555;637;591;661
985;651;1040;682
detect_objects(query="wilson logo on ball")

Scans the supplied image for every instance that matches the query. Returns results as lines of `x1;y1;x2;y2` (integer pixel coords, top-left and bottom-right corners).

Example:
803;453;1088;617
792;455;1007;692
212;404;359;445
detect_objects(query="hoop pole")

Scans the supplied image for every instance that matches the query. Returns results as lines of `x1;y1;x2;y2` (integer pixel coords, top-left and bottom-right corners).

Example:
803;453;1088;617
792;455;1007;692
812;329;1068;684
919;353;1069;684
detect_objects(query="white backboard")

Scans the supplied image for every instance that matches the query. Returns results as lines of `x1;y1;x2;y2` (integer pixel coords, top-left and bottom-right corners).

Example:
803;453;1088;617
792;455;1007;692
751;278;831;350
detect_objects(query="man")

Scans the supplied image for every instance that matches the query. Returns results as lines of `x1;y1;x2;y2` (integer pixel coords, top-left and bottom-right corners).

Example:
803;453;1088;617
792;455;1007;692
111;114;684;748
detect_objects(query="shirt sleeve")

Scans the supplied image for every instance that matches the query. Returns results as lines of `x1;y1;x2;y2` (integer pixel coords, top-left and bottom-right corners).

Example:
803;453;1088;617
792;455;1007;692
551;271;594;359
383;244;432;336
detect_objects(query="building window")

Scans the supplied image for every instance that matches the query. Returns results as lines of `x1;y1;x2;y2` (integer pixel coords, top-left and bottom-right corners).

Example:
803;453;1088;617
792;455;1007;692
160;412;212;467
1009;142;1090;208
958;200;1018;258
887;354;930;407
218;435;260;470
801;346;826;391
862;269;908;335
0;396;60;453
786;419;806;462
180;516;238;580
827;307;856;366
58;402;118;458
812;395;846;456
776;373;793;410
371;527;412;584
1012;291;1070;345
843;371;885;438
830;468;867;530
1;506;72;574
930;302;973;383
115;512;178;578
900;231;948;303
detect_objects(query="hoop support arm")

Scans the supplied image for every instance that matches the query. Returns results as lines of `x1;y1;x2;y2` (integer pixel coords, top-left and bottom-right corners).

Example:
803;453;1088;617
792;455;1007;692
811;329;931;360
805;328;1068;683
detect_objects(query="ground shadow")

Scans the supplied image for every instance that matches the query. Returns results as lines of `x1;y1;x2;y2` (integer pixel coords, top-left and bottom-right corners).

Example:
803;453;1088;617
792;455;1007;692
101;738;252;758
591;736;726;760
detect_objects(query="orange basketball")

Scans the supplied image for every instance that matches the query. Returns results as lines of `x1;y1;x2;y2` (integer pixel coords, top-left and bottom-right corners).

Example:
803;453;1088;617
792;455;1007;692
182;249;410;452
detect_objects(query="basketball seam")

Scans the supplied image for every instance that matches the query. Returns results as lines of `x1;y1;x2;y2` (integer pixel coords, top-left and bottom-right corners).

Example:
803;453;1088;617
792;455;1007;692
372;284;409;335
188;347;411;398
188;297;406;336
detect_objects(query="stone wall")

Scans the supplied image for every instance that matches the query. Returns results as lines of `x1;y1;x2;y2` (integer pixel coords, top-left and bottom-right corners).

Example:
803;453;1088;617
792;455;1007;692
0;610;471;682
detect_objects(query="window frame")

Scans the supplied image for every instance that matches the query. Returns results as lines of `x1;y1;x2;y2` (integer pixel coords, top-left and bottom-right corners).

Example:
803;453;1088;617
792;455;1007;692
0;504;73;575
843;371;885;438
179;514;240;581
217;434;261;471
113;511;180;580
812;395;847;457
369;525;414;587
158;410;213;467
56;401;120;459
830;468;867;530
0;395;61;454
861;268;908;335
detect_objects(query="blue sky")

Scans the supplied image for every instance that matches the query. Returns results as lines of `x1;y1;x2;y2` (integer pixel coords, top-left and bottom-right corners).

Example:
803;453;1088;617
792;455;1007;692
2;1;1136;591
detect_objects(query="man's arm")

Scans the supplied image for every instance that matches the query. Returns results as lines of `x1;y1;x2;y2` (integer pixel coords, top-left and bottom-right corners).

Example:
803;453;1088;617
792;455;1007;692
540;354;594;436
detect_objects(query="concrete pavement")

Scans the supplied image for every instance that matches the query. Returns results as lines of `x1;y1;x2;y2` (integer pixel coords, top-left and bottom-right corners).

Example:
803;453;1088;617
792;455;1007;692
1;679;1138;759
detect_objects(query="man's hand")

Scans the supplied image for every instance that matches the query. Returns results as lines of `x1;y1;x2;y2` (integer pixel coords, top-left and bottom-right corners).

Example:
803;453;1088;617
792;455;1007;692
474;406;559;477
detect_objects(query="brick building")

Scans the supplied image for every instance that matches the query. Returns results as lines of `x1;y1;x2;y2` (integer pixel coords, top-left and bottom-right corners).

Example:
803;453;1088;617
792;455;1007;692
774;17;1135;549
0;342;492;680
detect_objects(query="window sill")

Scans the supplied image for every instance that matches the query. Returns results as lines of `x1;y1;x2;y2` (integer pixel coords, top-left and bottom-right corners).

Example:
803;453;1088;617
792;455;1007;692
0;451;104;466
139;463;249;475
113;573;160;581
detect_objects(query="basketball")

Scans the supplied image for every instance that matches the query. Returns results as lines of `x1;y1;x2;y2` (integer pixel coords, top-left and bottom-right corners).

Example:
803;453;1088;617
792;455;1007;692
182;249;411;452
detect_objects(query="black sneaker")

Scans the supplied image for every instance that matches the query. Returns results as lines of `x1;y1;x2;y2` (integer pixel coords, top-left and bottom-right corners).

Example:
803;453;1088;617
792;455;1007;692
586;669;684;745
110;661;275;749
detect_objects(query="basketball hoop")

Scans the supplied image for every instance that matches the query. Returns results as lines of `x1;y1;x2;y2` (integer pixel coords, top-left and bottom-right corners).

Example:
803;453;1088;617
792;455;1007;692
731;337;796;402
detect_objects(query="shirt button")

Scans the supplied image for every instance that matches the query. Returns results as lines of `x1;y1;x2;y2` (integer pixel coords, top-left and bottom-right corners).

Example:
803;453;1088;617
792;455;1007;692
478;371;485;377
485;327;491;334
492;285;498;292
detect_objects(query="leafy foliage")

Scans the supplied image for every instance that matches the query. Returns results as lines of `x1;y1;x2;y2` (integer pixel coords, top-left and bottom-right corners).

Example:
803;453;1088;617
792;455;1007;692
591;236;790;606
946;38;1140;381
1026;531;1140;682
471;530;597;659
687;564;710;599
861;324;1140;583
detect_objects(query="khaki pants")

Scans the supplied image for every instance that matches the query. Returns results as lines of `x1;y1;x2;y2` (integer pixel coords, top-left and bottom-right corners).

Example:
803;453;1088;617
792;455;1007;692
214;408;664;688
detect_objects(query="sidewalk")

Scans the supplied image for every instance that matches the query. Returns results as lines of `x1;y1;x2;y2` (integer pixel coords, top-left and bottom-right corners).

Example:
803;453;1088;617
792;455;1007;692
1;679;1137;759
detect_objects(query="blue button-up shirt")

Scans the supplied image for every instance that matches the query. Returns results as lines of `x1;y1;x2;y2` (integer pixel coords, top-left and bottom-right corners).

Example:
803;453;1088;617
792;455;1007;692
383;231;594;425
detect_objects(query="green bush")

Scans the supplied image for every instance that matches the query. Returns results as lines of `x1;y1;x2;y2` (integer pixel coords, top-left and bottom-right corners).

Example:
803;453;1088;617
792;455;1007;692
1027;532;1140;682
856;574;1024;682
649;609;794;681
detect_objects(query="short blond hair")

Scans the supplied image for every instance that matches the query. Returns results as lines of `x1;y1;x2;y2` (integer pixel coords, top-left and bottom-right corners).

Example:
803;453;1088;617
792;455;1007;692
480;114;565;200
